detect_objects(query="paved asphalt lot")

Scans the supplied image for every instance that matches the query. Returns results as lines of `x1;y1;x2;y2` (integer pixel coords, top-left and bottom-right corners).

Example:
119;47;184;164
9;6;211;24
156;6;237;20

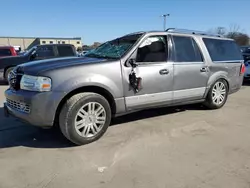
0;83;250;188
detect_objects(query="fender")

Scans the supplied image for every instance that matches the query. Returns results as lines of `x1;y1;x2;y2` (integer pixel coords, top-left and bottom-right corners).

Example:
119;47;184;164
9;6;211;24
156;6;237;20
54;73;123;99
204;71;230;98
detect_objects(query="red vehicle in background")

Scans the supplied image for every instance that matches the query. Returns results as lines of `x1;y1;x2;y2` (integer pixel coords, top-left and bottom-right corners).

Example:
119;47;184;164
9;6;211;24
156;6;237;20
0;46;17;58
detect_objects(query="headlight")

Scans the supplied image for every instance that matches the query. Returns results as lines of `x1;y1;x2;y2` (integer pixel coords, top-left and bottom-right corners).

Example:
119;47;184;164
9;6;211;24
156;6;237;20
20;74;52;92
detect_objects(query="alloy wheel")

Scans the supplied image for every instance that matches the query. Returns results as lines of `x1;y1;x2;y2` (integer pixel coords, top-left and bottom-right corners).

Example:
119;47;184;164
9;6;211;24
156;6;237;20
74;102;106;138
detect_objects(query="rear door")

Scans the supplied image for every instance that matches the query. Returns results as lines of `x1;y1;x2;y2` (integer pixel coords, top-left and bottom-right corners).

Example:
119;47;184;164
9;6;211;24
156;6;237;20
171;35;209;102
202;38;244;91
56;45;76;57
35;45;56;60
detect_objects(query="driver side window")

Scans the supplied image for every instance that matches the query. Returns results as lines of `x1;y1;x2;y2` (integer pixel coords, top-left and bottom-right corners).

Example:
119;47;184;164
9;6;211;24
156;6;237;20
136;36;168;63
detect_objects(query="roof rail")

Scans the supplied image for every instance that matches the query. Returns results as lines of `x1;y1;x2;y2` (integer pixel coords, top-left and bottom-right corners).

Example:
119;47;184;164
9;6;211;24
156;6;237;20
166;28;223;37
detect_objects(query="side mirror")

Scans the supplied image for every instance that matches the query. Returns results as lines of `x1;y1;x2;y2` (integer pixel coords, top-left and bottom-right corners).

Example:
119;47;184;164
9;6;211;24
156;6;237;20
128;58;138;68
30;52;38;60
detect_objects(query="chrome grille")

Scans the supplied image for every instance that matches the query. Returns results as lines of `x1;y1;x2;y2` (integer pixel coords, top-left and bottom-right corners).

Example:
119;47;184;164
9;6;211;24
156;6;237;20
6;99;30;113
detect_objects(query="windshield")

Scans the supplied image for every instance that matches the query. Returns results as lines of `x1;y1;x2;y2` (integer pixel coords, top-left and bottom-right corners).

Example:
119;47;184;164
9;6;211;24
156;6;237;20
85;33;143;59
23;46;37;56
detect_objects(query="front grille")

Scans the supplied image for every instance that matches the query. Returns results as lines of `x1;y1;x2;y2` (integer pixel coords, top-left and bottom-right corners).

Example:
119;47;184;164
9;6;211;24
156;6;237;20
6;99;30;113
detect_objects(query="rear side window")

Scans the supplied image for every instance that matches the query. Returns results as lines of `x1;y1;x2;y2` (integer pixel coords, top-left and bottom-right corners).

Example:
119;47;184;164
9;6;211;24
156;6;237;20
0;49;11;56
202;38;243;61
57;46;74;56
172;36;203;62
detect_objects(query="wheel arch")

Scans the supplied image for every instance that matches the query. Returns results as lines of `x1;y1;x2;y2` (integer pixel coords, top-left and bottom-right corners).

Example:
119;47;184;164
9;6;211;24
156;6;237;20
3;66;15;78
54;85;116;126
204;74;230;98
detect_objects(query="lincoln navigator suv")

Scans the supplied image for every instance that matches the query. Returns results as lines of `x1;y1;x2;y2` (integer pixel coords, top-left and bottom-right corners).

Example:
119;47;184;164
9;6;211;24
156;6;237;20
4;28;245;145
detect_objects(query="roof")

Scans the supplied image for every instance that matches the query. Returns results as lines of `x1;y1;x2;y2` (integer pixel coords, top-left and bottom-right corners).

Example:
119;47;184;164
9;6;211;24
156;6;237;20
0;45;14;48
125;29;232;40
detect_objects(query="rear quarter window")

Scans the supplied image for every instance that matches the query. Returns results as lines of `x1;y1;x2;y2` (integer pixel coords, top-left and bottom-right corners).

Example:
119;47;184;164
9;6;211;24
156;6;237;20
57;46;75;57
202;38;243;62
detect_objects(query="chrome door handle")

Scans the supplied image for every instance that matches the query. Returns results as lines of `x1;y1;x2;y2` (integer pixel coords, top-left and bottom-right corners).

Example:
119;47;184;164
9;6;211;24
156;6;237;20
159;69;169;75
200;67;207;72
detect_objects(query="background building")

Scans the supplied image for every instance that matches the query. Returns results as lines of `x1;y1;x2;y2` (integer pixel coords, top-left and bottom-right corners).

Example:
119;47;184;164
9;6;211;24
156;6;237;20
0;36;82;51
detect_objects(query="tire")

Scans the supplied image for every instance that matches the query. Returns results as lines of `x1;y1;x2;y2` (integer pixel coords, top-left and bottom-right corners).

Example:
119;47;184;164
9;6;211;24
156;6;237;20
4;67;14;82
204;79;229;109
59;92;111;145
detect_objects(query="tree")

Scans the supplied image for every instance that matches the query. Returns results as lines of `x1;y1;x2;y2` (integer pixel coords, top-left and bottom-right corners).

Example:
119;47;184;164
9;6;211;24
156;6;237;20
91;42;101;49
226;24;249;45
209;27;227;36
227;32;249;46
209;24;249;46
77;47;83;52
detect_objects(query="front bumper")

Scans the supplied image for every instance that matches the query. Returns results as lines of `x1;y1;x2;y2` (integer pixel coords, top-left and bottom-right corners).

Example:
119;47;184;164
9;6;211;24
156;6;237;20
4;88;65;127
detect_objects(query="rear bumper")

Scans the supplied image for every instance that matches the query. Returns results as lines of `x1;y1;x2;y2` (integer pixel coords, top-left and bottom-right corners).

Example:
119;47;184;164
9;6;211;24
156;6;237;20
4;88;65;127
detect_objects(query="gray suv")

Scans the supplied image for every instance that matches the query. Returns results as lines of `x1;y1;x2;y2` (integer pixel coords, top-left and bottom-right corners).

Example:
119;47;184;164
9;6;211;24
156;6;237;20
4;28;245;145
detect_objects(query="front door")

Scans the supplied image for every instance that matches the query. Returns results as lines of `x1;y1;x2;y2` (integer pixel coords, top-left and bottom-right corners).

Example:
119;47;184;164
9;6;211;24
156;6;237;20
122;35;174;110
171;35;209;103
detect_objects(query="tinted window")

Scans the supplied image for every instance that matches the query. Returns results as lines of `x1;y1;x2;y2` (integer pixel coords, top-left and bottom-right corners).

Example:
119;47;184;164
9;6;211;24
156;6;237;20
50;41;53;44
42;41;46;44
0;49;11;56
173;36;203;62
57;46;74;56
36;46;54;57
136;36;168;62
203;38;243;61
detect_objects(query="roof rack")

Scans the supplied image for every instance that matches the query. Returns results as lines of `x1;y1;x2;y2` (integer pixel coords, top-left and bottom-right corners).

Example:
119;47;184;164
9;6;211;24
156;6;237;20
166;28;223;37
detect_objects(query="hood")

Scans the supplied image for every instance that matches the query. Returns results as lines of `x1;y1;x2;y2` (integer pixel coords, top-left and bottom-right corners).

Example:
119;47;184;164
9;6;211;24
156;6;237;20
18;56;108;75
0;55;28;69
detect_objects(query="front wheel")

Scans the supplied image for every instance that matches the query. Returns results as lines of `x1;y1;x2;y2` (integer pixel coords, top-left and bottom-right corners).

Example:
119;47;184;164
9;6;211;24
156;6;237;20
59;92;111;145
4;67;14;83
204;79;229;109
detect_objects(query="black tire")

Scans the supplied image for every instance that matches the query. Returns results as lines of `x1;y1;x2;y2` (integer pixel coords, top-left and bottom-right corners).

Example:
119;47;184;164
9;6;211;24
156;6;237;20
59;92;111;145
204;79;229;109
4;67;14;82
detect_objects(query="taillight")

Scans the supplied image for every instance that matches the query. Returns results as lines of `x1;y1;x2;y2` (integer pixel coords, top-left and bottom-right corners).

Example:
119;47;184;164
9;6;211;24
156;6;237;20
240;63;246;75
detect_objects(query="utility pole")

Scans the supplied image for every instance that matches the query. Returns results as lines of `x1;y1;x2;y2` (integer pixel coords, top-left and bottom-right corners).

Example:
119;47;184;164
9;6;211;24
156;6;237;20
161;14;170;31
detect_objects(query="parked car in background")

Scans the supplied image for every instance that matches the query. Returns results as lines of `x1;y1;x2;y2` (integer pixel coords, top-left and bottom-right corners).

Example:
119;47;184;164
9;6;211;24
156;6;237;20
4;28;245;145
240;46;250;80
0;46;17;58
0;44;77;82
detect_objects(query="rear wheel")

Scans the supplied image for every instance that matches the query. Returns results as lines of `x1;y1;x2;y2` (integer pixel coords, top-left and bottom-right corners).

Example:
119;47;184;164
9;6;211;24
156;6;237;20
59;92;111;145
204;79;228;109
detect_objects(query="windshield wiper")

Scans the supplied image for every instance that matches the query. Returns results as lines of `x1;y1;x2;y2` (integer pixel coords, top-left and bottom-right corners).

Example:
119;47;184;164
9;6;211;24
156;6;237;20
85;53;118;59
